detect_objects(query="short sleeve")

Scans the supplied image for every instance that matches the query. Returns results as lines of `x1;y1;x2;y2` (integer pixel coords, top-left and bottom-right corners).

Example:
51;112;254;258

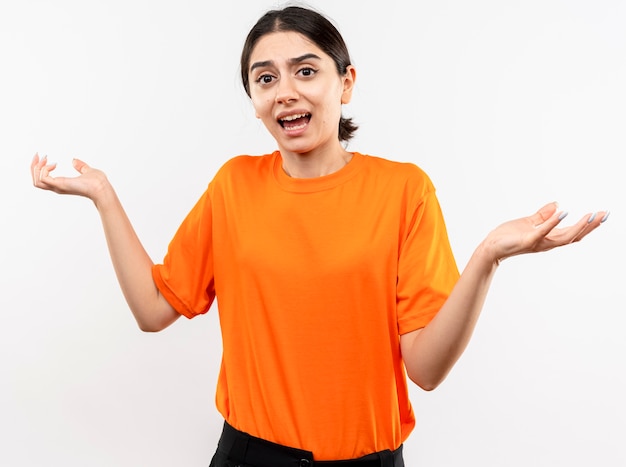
152;184;216;319
396;185;460;334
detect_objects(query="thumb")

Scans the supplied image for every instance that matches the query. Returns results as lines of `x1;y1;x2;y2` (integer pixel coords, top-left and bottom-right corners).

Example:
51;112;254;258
72;158;90;174
531;202;561;226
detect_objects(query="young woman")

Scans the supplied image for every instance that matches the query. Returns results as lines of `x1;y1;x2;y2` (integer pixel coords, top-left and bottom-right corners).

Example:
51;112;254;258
30;5;608;467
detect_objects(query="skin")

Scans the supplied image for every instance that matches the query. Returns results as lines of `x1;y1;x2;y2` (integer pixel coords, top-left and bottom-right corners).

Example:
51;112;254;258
248;31;356;178
30;30;608;390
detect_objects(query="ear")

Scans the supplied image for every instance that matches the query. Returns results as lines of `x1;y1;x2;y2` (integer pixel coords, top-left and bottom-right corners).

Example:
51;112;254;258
341;65;357;104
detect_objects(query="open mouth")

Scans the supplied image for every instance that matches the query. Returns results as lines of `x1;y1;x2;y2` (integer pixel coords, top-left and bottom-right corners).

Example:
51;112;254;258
278;113;311;131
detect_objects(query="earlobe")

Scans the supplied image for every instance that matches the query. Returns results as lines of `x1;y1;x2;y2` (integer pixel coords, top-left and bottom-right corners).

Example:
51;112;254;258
341;66;357;104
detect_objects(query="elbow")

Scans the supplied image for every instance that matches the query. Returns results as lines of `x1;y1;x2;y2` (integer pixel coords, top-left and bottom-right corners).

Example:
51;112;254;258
134;311;176;333
415;379;442;392
136;320;167;333
401;329;448;392
406;370;447;392
131;301;179;332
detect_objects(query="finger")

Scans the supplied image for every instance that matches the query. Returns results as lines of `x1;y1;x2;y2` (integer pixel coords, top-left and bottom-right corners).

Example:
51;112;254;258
30;153;40;184
530;202;559;226
570;211;609;243
38;162;58;187
39;162;49;182
72;158;90;174
545;213;596;245
587;210;610;225
32;154;49;185
30;152;40;169
531;206;566;239
39;159;53;180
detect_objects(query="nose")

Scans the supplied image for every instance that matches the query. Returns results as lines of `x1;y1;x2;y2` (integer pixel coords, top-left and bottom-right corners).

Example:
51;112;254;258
275;76;299;104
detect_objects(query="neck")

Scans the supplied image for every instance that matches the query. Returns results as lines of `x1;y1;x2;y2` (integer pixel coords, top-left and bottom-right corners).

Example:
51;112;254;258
280;146;353;179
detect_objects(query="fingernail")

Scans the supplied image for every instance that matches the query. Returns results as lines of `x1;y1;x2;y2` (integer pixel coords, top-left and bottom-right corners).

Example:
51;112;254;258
558;211;569;221
587;212;597;223
601;211;610;223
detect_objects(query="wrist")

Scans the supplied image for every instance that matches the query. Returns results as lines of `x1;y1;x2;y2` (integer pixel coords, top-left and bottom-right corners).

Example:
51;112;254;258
473;239;501;269
91;175;117;211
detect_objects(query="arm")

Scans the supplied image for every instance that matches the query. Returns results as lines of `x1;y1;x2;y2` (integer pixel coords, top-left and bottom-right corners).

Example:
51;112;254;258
31;153;179;332
401;202;608;391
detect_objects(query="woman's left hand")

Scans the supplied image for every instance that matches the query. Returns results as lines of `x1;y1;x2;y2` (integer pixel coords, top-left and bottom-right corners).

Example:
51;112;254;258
482;202;609;265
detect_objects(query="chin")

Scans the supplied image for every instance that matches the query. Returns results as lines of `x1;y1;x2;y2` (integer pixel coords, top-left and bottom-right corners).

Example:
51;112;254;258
278;141;317;155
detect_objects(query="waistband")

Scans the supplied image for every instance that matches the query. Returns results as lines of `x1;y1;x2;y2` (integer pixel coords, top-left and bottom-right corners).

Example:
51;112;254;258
217;421;403;467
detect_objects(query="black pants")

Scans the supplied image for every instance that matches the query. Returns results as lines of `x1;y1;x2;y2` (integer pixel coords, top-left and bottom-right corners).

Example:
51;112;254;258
209;421;405;467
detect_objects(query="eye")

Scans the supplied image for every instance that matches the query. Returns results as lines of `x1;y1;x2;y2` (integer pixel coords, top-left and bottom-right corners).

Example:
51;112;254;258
298;67;317;78
255;73;275;85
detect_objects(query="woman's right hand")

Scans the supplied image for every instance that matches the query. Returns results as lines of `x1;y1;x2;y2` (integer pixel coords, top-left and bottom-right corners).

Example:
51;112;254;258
31;153;110;202
30;152;180;331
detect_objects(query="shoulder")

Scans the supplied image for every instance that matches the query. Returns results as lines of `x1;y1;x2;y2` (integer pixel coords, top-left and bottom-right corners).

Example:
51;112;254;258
357;153;436;193
216;152;275;175
211;152;276;185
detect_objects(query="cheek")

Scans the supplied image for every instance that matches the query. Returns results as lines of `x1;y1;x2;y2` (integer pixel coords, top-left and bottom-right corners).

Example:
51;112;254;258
319;92;344;120
315;84;345;113
251;97;271;119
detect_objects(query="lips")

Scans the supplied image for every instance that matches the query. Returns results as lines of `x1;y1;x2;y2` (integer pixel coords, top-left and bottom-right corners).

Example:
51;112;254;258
278;112;311;130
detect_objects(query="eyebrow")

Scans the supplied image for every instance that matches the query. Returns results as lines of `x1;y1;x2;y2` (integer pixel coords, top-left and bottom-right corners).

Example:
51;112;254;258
249;53;322;73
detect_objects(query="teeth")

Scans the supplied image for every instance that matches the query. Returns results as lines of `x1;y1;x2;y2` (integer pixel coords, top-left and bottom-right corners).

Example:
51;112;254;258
280;113;308;122
287;122;307;130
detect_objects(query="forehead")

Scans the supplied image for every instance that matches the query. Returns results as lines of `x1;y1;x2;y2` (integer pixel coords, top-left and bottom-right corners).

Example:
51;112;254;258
249;31;328;65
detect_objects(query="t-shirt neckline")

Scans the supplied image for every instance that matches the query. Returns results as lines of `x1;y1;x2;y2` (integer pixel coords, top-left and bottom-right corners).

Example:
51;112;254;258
271;151;364;193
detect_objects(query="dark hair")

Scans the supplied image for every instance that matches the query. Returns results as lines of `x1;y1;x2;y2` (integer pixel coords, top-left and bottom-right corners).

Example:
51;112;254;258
240;5;358;143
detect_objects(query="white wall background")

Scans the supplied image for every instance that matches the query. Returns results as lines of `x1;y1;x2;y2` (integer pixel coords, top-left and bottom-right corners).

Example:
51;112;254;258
1;0;624;465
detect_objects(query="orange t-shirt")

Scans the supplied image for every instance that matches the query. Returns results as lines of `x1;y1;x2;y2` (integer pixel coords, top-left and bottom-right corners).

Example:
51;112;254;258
152;151;459;460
